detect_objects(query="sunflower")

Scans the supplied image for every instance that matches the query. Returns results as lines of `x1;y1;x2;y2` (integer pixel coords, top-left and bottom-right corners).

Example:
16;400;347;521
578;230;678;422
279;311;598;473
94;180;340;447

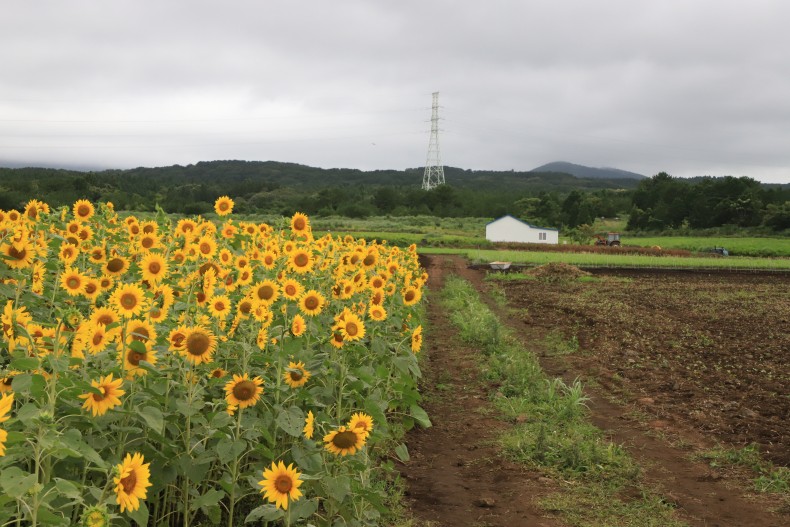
0;428;7;457
89;306;119;327
58;242;79;265
80;505;109;527
288;248;314;274
196;235;217;259
24;199;50;221
1;239;35;269
104;255;129;277
137;233;160;252
280;278;304;300
126;319;156;347
259;460;303;511
209;367;227;379
176;218;198;238
224;373;264;409
402;286;422;306
336;312;366;342
411;325;423;353
290;212;310;235
324;425;366;456
140;252;168;284
348;412;374;437
260;250;277;270
252;280;279;305
121;345;157;378
214;196;234;216
0;392;13;423
303;410;315;439
290;315;306;338
0;371;19;393
207;295;231;320
73;199;95;222
329;330;345;349
60;267;86;296
2;301;32;351
113;452;152;513
82;278;102;302
298;290;325;316
78;374;125;416
84;323;117;354
168;325;188;352
110;283;146;318
368;304;387;321
181;326;217;365
283;361;310;388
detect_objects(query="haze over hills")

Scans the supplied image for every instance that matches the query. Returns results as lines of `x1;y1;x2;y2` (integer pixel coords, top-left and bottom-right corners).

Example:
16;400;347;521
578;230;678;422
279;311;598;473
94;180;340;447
531;161;646;180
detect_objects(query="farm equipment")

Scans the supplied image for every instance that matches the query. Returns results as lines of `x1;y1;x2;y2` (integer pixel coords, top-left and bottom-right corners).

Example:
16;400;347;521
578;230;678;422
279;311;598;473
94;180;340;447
709;246;729;257
594;232;621;247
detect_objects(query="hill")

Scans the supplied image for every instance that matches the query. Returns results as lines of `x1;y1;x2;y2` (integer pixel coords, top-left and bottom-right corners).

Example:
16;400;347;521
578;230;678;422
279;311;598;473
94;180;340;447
531;161;646;180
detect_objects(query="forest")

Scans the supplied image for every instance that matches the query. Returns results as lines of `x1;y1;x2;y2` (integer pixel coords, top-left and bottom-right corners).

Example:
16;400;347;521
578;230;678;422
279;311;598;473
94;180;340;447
0;161;788;232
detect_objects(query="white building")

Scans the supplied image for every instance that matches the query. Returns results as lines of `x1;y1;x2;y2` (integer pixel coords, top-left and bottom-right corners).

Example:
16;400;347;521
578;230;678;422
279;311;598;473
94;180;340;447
485;215;559;244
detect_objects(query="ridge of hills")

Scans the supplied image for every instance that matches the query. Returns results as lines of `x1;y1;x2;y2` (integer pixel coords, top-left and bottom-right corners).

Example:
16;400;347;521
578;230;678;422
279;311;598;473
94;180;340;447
531;161;646;180
0;160;644;193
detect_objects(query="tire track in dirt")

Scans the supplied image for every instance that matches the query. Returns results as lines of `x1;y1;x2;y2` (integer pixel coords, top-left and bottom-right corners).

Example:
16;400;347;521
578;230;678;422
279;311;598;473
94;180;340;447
399;255;563;527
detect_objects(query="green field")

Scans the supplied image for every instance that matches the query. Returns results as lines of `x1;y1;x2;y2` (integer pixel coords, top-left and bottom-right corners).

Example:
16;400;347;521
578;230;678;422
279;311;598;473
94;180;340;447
625;236;790;257
421;247;790;270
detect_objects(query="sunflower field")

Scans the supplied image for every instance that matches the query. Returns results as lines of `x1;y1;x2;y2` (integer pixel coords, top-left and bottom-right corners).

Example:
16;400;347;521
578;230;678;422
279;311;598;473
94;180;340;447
0;198;428;526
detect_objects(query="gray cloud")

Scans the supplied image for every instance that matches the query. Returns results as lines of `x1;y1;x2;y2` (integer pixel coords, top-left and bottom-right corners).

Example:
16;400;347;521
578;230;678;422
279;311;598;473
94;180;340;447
1;0;789;183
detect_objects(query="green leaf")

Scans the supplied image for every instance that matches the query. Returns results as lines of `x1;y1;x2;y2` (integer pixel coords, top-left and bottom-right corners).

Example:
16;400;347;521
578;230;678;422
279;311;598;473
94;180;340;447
244;504;283;522
323;475;351;503
191;488;225;511
394;443;410;462
139;406;164;433
53;478;82;499
0;467;37;499
128;501;149;527
409;404;432;428
275;405;305;437
290;497;319;520
10;356;40;370
216;439;246;464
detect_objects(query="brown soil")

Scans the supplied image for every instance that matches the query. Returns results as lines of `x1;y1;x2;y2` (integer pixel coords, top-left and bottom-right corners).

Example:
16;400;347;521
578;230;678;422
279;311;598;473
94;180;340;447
402;255;788;527
399;255;563;527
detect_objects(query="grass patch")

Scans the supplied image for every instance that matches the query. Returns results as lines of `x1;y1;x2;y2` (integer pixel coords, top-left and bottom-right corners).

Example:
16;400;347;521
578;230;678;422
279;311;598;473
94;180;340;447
697;444;790;495
544;331;580;356
440;275;687;526
540;484;686;527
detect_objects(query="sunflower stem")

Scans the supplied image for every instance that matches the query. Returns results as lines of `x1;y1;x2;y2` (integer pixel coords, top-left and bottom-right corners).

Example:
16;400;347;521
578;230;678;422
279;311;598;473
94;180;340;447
226;410;243;527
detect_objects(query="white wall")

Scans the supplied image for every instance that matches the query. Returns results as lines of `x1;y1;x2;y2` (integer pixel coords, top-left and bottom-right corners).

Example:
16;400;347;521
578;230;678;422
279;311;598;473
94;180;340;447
485;216;558;244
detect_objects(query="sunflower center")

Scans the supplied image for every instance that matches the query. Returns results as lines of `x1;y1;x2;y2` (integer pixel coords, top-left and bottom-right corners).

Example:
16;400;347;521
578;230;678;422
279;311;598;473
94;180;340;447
345;322;359;337
120;293;137;309
199;242;212;254
8;246;26;260
285;285;296;296
120;471;137;494
219;202;229;211
332;430;358;449
294;253;309;267
85;283;98;295
214;301;226;311
92;387;107;402
97;314;114;325
405;290;415;302
148;262;161;274
232;380;256;401
304;296;318;310
92;333;104;346
257;285;274;301
67;277;81;289
289;370;303;381
106;258;124;273
239;301;252;315
127;350;145;366
77;204;91;217
186;333;210;356
363;254;376;266
274;474;293;493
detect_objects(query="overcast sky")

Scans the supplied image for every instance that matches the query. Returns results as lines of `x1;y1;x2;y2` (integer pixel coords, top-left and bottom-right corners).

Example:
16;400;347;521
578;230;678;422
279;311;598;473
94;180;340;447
1;1;789;183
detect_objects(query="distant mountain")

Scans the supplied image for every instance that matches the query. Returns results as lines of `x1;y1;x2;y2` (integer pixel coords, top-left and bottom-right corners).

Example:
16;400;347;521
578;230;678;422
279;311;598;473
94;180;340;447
531;161;646;180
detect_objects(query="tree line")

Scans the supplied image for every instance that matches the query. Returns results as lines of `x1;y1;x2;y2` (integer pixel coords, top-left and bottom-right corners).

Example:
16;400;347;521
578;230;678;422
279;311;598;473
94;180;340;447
0;162;787;232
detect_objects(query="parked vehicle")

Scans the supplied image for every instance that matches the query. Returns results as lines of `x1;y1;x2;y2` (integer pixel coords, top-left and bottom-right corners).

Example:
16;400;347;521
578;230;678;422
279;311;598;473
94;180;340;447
594;232;621;247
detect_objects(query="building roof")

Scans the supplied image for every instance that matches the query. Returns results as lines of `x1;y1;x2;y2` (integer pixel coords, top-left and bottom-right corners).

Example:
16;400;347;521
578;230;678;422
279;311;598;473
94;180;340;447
485;214;559;231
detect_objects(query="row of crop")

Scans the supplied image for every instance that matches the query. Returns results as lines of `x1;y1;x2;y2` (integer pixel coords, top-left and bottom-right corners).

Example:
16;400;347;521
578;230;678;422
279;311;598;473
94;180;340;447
0;199;427;526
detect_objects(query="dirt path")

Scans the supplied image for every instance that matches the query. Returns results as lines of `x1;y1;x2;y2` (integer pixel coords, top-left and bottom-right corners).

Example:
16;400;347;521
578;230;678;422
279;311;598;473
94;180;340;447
403;255;786;527
399;255;563;527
